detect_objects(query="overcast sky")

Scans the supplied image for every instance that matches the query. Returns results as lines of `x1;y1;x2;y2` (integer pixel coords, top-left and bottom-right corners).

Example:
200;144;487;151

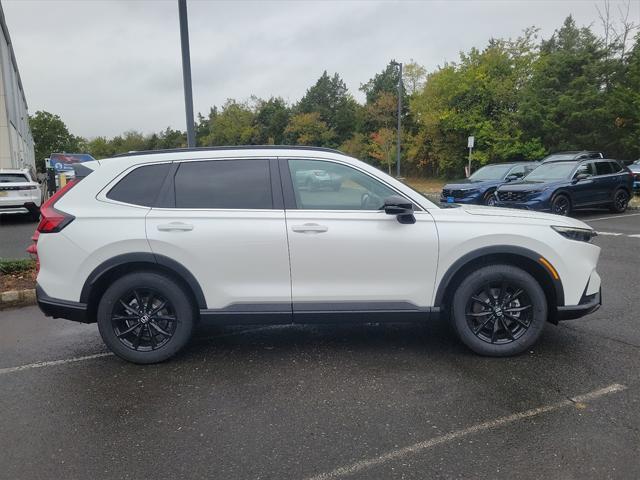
2;0;637;139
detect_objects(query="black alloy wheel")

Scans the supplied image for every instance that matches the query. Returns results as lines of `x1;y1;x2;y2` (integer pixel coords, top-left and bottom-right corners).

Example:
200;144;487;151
611;189;629;213
111;289;177;352
465;283;532;344
551;195;571;216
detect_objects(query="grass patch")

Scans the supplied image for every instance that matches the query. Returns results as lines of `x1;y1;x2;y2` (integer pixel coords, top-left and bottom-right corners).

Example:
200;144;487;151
0;258;36;275
401;177;445;195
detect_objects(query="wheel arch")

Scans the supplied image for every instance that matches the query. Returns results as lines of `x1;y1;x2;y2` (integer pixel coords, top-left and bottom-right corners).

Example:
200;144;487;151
80;253;206;323
434;246;564;324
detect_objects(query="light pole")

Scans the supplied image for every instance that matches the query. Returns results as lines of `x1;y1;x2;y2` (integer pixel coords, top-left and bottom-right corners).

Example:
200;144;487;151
178;0;195;147
390;61;402;178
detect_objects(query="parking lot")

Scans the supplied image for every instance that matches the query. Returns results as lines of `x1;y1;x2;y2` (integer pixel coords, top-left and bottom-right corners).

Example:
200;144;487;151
1;210;639;479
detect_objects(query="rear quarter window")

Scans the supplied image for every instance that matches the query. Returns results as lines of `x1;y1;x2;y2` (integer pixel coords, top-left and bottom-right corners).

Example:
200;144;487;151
107;163;171;206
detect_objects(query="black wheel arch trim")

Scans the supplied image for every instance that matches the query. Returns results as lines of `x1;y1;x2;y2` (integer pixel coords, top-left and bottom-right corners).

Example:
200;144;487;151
434;245;565;308
80;252;207;309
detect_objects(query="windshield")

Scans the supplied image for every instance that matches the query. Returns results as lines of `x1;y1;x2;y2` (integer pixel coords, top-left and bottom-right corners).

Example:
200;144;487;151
469;164;513;181
542;153;578;162
525;162;575;181
0;174;29;183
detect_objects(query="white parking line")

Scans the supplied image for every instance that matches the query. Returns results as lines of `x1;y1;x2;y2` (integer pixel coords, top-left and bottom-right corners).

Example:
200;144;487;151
596;231;624;236
587;212;640;222
304;383;627;480
0;352;113;376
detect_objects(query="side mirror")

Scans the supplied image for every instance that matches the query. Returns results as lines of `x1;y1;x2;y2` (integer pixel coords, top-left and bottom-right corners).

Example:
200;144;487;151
383;195;415;224
505;174;520;182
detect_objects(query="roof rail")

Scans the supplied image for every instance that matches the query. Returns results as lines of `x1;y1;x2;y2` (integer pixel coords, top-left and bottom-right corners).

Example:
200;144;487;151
111;145;346;158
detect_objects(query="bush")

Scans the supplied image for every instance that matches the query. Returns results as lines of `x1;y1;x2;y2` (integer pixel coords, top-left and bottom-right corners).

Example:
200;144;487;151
0;259;36;275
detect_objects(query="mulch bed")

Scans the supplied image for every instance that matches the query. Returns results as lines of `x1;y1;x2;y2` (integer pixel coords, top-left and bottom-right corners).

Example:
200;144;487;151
0;268;37;292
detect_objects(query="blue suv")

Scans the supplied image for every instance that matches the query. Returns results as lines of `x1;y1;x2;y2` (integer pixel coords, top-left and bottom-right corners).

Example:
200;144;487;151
441;162;537;206
496;158;633;216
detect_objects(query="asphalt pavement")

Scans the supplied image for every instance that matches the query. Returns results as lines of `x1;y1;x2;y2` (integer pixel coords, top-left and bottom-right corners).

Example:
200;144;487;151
0;211;639;479
0;213;37;259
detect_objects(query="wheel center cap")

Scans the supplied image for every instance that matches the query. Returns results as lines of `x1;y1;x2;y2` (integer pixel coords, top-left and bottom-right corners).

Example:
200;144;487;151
494;307;503;317
140;315;150;324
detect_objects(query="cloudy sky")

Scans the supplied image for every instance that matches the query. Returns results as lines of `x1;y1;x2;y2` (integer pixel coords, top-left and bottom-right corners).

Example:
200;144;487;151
2;0;636;139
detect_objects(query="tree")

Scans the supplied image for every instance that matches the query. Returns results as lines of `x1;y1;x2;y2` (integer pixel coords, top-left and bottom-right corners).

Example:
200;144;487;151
285;112;334;146
29;111;83;172
254;97;290;144
369;128;396;174
403;60;427;95
297;71;359;144
201;99;257;146
360;61;405;104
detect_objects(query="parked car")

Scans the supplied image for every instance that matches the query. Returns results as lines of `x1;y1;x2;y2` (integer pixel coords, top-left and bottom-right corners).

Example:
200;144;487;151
628;160;640;194
295;168;342;191
496;158;633;215
0;168;42;221
441;162;537;206
540;151;603;163
33;146;601;363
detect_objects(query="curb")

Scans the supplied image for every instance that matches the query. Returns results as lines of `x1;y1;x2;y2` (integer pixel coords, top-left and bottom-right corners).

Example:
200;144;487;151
0;289;37;310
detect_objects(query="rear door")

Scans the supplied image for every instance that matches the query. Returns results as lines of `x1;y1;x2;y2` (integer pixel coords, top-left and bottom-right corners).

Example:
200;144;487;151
145;158;292;318
593;161;616;203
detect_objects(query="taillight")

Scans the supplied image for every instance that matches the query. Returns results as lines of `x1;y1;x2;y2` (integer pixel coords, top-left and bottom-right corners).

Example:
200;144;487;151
18;185;38;190
37;179;78;233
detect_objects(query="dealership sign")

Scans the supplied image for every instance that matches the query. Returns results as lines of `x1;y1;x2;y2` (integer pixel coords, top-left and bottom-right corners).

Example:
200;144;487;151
48;153;96;172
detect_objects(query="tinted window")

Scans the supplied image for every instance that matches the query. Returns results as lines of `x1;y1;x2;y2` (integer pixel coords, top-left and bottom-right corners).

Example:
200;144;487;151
526;162;576;181
288;159;398;210
595;162;613;176
174;159;272;209
469;164;513;181
573;162;595;178
107;163;170;206
608;161;623;173
0;174;29;183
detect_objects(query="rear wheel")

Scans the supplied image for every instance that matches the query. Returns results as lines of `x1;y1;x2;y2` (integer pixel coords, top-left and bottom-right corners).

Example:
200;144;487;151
610;188;629;213
551;194;571;216
97;271;195;364
450;264;547;356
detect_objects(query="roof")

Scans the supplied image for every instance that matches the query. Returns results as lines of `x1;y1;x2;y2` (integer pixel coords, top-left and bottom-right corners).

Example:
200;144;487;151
0;4;28;108
111;145;345;158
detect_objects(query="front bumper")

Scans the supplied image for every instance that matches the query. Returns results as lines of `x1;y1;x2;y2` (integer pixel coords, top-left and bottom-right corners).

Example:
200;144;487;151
0;202;39;215
440;193;483;204
556;288;601;321
495;198;550;211
36;284;90;323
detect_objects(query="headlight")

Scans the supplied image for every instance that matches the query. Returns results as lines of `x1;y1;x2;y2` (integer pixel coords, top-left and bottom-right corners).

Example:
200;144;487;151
551;226;597;243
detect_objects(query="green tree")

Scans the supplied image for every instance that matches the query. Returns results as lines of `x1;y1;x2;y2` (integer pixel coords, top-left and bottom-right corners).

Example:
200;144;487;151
254;97;290;144
298;71;359;144
29;111;83;171
201;100;256;146
285;112;334;146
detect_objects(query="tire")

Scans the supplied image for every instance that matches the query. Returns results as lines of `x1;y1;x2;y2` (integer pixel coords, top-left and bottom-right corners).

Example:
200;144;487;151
97;271;195;364
450;264;547;357
550;194;571;216
483;190;497;206
610;188;629;213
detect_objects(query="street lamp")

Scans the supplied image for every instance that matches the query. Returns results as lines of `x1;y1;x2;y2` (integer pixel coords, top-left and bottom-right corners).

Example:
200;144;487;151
390;61;402;178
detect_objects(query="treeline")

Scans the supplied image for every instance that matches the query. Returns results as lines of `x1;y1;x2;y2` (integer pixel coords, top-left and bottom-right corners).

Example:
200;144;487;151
30;15;640;177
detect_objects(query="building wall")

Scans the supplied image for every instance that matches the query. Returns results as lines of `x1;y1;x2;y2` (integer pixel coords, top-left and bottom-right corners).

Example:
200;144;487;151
0;4;34;171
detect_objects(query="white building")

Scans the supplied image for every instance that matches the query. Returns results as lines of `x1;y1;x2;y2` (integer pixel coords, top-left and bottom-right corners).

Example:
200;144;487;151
0;3;34;170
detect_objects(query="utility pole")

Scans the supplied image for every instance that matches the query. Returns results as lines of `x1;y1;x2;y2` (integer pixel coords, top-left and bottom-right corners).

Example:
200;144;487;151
178;0;195;147
393;62;403;178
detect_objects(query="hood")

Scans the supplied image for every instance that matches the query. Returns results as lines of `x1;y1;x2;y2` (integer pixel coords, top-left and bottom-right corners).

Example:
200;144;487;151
443;178;502;189
459;204;592;229
497;179;568;192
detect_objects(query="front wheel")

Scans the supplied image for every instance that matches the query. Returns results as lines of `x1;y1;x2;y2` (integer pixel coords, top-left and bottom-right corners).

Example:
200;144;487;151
97;271;195;364
551;194;571;216
450;264;547;356
483;190;497;206
610;189;629;213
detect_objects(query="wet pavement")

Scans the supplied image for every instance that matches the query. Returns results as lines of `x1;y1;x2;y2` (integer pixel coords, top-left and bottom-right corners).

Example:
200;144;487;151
0;212;639;479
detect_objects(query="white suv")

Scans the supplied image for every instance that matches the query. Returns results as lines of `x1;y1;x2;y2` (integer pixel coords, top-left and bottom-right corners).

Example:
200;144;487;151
0;168;42;221
32;147;602;363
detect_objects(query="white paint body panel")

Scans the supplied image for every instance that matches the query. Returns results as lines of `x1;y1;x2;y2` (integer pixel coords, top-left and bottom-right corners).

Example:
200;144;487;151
35;148;601;313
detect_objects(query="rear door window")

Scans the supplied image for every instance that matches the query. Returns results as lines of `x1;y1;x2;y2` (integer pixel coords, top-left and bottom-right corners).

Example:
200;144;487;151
573;162;595;178
174;159;273;209
107;163;171;206
595;162;613;176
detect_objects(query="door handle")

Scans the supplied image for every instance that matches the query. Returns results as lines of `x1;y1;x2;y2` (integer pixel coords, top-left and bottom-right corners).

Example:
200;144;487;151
291;223;328;233
157;222;194;232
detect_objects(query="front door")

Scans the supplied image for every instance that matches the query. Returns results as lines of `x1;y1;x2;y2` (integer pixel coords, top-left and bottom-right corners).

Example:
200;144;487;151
282;158;439;321
146;158;292;319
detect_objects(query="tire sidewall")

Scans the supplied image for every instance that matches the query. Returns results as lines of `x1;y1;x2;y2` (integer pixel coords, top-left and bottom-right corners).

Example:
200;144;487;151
97;272;194;364
451;265;547;356
551;194;571;216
